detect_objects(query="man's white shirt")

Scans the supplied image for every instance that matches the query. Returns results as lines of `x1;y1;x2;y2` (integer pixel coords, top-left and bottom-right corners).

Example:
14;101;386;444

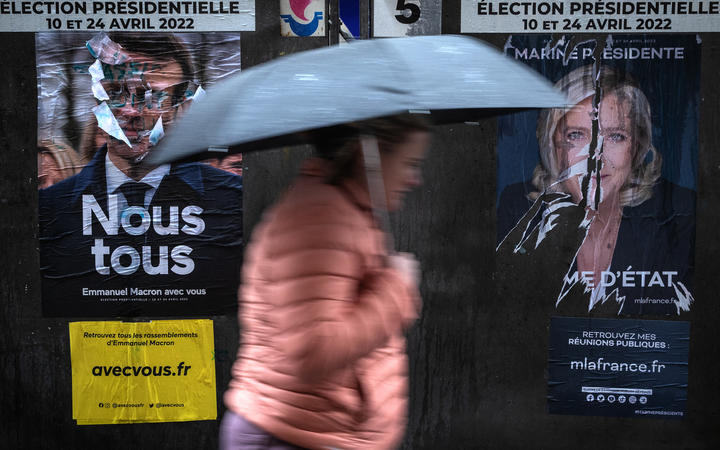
105;152;170;210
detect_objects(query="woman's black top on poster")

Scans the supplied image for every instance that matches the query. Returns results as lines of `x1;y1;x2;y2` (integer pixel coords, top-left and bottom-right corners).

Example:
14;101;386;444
496;178;696;315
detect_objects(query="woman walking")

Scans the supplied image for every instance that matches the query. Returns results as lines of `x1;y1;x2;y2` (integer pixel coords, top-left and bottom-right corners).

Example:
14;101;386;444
220;115;430;449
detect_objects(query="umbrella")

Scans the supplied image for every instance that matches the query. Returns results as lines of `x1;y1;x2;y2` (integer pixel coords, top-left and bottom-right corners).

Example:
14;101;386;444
146;35;567;255
148;35;565;164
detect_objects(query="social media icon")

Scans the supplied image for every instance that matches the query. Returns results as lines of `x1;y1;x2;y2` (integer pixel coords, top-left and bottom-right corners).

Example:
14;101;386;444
586;394;594;402
640;396;648;404
618;395;626;404
629;396;637;404
608;395;616;403
597;394;605;403
98;402;104;408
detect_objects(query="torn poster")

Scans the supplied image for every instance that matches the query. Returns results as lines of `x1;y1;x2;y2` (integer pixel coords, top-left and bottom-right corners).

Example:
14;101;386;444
37;32;244;317
496;35;699;315
548;317;689;418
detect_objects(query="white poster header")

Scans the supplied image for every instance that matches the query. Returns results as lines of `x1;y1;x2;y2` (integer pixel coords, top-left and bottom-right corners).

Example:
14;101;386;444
461;0;720;33
0;0;255;31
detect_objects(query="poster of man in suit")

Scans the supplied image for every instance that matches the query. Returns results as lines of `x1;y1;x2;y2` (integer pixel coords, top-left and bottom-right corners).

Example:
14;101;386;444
38;32;243;317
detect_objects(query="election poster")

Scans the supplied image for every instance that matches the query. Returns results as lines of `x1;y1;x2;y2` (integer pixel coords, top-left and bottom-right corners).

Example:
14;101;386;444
460;0;720;33
280;0;326;37
0;1;256;32
372;0;442;37
69;319;216;424
37;32;244;317
496;35;699;316
548;317;689;418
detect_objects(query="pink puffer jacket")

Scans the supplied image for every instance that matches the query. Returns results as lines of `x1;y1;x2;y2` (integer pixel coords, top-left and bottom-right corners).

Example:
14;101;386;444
224;158;421;450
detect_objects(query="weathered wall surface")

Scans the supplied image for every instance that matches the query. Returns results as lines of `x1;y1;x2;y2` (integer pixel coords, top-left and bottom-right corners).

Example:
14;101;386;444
2;1;720;448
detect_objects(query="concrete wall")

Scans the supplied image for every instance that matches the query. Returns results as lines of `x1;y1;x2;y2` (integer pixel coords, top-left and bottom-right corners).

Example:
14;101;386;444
2;1;719;448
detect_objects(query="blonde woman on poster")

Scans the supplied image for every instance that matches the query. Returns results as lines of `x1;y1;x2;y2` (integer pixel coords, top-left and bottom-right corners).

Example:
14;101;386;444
497;64;695;315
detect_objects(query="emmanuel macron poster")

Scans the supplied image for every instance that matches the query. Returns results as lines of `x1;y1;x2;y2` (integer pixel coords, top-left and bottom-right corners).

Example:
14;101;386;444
37;32;244;317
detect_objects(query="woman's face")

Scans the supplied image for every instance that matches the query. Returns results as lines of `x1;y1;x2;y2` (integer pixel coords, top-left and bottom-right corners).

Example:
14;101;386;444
553;93;634;207
380;130;430;211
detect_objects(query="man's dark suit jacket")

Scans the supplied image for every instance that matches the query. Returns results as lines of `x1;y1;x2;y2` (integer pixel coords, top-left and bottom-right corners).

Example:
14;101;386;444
39;147;243;317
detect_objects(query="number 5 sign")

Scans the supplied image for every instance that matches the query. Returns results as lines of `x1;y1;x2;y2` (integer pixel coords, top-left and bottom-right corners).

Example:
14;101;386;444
372;0;442;37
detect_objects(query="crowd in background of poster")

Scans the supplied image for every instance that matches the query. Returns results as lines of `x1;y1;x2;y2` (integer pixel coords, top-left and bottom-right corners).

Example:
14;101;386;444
37;32;244;317
69;319;216;424
496;34;699;317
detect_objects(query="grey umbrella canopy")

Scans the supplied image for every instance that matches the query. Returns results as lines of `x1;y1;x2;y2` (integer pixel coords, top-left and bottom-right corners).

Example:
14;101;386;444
148;35;566;165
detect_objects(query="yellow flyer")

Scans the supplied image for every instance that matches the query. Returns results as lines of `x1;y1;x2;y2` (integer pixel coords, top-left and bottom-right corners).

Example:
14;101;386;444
69;319;216;425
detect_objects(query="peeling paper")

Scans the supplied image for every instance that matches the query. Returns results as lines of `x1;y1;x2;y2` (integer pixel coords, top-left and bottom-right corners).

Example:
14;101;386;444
544;35;567;66
38;32;241;154
554;154;591;187
191;85;206;103
92;102;131;148
503;35;516;55
149;116;165;146
568;39;597;67
671;281;694;314
86;33;129;65
556;257;626;313
559;260;694;316
89;59;104;82
551;136;606;207
534;198;577;249
91;82;109;102
605;35;614;49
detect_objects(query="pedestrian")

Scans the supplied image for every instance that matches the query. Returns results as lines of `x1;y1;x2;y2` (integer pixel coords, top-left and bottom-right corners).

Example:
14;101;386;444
220;114;430;450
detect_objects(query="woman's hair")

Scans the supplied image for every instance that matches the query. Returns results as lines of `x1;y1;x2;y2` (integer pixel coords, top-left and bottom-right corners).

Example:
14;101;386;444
532;64;661;207
313;113;431;184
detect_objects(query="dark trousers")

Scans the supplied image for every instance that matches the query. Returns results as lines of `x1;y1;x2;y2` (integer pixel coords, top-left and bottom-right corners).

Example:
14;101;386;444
219;410;307;450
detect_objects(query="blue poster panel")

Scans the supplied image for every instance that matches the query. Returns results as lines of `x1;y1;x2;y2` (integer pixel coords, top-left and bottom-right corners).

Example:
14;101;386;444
548;317;689;418
496;35;699;316
339;0;361;38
